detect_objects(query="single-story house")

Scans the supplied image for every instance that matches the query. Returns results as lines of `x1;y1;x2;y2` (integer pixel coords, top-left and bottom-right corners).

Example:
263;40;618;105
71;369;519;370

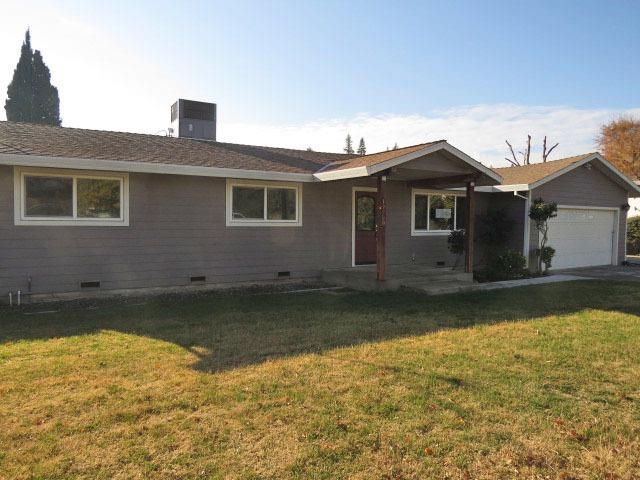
1;99;639;299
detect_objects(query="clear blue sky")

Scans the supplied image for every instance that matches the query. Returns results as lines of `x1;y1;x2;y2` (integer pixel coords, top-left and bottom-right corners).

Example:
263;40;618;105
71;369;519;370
1;0;639;162
82;0;638;123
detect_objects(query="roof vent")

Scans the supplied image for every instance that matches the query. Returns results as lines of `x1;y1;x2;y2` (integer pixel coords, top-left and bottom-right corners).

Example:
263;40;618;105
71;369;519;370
170;99;216;141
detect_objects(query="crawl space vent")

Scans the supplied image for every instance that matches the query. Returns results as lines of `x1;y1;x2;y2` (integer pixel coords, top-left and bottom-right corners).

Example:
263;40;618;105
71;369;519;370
277;271;291;278
80;281;101;289
190;276;206;283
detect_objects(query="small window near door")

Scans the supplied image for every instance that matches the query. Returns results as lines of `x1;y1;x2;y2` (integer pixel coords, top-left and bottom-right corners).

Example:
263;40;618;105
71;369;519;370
412;191;465;235
429;194;455;231
356;195;375;231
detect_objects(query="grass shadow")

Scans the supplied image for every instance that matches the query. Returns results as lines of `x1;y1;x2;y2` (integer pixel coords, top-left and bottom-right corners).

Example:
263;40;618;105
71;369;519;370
1;280;640;373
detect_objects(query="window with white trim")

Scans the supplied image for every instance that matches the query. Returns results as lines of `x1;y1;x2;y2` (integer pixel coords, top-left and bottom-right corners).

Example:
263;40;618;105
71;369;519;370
412;190;465;235
226;179;302;226
14;168;129;226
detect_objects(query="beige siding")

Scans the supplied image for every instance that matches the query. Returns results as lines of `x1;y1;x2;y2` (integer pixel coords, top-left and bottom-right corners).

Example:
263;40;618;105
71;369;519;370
530;163;628;265
0;167;463;296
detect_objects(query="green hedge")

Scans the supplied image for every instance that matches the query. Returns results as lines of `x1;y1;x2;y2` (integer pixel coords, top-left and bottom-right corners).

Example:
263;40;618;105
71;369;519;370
628;217;640;255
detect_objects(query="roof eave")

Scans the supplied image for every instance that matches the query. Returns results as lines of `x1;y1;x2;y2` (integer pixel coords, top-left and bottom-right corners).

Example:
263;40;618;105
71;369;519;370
0;153;317;183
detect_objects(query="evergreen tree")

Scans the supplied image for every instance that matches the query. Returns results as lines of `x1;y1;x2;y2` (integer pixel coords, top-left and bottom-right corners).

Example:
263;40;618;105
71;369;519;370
392;142;398;150
357;137;366;155
5;30;61;125
32;50;61;125
344;134;354;154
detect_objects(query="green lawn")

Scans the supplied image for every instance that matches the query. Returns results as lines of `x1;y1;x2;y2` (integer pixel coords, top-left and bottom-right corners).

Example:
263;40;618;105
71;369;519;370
1;281;640;479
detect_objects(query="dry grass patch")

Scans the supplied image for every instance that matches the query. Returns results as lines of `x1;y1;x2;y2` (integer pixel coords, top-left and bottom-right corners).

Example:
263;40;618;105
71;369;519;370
1;281;640;478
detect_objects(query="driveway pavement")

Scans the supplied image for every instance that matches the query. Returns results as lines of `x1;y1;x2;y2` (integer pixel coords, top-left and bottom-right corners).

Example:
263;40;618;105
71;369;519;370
554;264;640;282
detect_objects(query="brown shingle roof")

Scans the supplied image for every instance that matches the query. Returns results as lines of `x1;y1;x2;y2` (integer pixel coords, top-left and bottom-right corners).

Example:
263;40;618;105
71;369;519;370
0;121;355;174
492;153;596;185
320;141;445;172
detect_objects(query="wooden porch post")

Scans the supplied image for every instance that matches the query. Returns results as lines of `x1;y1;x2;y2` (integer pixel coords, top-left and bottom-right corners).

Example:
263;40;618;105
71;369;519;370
465;181;475;273
376;175;387;281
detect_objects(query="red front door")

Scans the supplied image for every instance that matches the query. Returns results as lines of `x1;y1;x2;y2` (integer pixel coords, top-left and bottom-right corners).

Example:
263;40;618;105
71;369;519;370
354;191;377;265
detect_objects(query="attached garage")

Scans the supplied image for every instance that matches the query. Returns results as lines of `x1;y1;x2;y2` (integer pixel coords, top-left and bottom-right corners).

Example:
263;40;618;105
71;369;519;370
547;207;618;269
493;153;640;270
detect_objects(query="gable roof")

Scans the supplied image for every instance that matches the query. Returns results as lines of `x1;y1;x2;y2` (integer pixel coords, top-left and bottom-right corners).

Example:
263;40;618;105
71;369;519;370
492;153;595;185
0;121;353;176
316;140;503;184
492;152;640;195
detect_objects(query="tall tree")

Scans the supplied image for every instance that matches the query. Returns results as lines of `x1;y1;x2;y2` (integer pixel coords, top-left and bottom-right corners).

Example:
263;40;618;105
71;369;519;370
5;29;61;125
357;137;366;155
344;134;354;154
392;142;398;150
597;116;640;179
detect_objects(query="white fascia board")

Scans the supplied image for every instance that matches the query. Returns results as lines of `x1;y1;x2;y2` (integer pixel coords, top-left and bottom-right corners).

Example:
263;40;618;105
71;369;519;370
491;183;531;192
313;166;369;181
449;184;530;193
0;153;316;183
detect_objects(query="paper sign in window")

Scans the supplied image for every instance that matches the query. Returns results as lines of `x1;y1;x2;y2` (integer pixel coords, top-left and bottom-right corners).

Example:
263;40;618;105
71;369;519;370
435;208;452;219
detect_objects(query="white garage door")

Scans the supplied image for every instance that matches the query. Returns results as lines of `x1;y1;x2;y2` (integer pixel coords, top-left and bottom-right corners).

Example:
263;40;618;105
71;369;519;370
546;208;616;269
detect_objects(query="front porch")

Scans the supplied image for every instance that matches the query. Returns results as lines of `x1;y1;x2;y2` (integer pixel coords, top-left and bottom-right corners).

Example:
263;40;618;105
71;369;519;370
318;141;504;289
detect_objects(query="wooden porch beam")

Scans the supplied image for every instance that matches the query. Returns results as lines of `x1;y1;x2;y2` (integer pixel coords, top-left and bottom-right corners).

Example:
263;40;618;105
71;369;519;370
376;175;387;282
408;173;480;189
465;181;475;273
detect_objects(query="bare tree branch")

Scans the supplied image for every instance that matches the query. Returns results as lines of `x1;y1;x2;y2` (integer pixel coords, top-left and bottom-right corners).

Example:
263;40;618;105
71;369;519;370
542;135;559;162
504;157;520;167
505;140;520;166
509;135;560;166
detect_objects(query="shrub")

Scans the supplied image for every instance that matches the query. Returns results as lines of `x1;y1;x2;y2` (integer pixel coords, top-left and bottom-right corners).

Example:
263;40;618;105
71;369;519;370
628;217;640;255
540;246;556;272
529;198;558;273
478;207;513;263
485;249;527;281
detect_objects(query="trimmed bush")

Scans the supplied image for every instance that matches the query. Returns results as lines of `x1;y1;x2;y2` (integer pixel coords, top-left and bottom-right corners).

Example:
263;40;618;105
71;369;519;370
628;217;640;255
484;249;527;281
540;246;556;272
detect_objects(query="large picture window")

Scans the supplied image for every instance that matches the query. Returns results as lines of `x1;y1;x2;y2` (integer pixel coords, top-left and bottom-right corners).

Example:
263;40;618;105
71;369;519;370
412;190;465;235
14;168;129;226
226;180;301;226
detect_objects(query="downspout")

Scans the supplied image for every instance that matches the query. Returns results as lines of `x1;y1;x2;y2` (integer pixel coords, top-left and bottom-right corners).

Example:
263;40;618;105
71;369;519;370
513;191;531;268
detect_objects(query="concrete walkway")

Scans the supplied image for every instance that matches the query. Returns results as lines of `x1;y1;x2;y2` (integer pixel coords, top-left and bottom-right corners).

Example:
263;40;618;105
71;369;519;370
554;264;640;282
473;274;590;292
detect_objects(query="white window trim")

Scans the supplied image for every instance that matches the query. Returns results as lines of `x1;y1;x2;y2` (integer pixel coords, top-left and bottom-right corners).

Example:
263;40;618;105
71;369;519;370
13;167;129;226
225;178;302;227
411;188;465;236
